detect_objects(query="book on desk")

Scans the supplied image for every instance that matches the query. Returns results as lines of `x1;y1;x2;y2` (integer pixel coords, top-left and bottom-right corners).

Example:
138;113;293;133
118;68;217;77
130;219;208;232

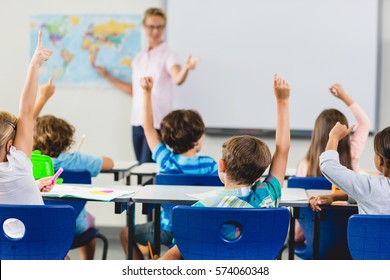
42;184;134;202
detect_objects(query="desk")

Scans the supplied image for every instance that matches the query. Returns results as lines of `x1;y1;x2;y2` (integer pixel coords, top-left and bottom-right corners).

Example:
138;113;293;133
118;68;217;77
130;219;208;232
101;160;138;185
280;189;357;260
130;163;159;185
42;183;143;260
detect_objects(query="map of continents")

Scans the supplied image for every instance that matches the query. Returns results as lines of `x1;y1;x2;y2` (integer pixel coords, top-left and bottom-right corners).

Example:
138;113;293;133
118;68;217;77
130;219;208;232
30;15;141;87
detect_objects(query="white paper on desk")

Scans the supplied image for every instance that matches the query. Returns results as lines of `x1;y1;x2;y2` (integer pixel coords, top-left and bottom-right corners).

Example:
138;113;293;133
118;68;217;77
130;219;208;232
187;190;218;200
42;185;134;202
281;188;307;201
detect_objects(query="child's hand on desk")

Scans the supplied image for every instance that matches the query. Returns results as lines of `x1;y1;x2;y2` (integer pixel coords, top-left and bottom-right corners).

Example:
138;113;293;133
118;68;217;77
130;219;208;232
140;76;154;92
36;177;55;192
308;195;335;211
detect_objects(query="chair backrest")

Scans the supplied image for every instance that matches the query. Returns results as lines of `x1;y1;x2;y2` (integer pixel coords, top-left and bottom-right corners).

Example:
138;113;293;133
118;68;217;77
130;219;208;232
348;214;390;260
172;206;290;260
0;204;75;260
295;206;358;260
155;173;223;186
287;176;332;190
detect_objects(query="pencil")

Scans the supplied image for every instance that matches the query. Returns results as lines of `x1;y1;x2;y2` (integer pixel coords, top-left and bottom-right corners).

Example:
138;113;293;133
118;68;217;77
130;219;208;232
148;241;154;259
77;134;86;151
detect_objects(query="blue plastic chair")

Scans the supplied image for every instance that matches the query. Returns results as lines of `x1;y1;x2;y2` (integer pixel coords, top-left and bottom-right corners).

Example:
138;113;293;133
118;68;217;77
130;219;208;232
287;176;332;190
348;214;390;260
44;169;109;260
0;204;75;260
155;173;224;186
172;206;290;260
287;176;356;259
148;173;224;252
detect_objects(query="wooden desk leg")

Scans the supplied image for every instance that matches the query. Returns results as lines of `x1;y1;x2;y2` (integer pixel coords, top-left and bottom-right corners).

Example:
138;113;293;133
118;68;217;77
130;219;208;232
127;201;135;260
154;204;161;255
313;211;320;260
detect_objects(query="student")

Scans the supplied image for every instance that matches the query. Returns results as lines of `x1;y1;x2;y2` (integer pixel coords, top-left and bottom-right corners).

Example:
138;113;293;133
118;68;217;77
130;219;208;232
95;7;198;164
0;31;53;205
119;76;218;259
33;114;114;260
159;74;291;260
294;83;370;243
312;123;390;214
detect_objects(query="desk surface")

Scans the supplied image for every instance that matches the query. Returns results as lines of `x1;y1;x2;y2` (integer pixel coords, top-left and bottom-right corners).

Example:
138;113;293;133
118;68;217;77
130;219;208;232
130;162;159;175
101;160;138;173
130;185;323;205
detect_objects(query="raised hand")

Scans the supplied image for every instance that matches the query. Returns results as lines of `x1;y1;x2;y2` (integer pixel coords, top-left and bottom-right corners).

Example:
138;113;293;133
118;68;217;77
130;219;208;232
140;76;154;92
185;55;198;70
329;83;353;106
40;77;55;100
329;122;355;141
31;31;52;68
273;74;290;100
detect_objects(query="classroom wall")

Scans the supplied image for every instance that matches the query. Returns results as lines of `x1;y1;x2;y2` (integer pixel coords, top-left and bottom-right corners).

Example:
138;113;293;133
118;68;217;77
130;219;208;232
0;0;389;227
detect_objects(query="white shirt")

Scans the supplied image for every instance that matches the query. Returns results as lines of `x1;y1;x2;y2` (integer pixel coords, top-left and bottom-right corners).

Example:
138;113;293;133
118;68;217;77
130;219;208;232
0;146;43;205
131;42;179;129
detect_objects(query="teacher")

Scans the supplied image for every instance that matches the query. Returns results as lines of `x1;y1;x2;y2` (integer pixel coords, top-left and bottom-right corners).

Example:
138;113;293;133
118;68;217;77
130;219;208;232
95;7;197;163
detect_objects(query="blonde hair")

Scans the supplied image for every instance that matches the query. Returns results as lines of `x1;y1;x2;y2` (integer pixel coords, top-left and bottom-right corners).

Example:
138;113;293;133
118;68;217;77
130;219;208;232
143;7;167;25
222;135;272;185
0;112;17;149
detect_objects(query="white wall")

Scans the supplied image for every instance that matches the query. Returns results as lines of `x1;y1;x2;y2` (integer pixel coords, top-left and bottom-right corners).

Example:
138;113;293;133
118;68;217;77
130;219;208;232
0;0;389;227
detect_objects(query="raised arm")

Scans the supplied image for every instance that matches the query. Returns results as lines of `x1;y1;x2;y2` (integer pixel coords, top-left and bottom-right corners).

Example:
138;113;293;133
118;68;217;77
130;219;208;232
269;75;291;185
325;122;355;151
14;31;52;157
330;83;370;171
141;76;161;152
33;77;55;119
170;55;198;85
95;65;133;96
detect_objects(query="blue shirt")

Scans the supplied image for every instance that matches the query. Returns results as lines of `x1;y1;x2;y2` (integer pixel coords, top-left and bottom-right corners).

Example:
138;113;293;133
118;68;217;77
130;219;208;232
152;143;218;232
53;152;103;177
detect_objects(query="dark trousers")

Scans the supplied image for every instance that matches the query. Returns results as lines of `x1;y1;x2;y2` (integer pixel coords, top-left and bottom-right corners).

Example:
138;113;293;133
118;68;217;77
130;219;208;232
132;125;158;164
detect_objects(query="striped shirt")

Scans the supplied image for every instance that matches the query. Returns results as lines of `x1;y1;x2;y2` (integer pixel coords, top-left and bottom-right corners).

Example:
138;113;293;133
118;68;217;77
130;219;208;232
152;142;218;232
192;175;282;208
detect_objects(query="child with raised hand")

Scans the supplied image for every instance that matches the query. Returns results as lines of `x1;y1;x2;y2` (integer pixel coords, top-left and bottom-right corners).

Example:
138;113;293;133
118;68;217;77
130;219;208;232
294;83;370;243
0;31;53;204
159;74;291;260
316;123;390;215
120;76;218;259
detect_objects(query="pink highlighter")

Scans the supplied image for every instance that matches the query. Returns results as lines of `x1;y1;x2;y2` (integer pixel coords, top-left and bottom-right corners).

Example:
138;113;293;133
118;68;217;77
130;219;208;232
51;167;64;184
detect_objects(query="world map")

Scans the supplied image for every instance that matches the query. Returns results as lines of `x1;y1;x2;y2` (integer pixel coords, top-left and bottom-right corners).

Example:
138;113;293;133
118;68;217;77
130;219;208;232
30;15;141;87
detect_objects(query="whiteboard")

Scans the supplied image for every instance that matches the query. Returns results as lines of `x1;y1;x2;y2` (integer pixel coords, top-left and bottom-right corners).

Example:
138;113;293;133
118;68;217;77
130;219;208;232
167;0;379;136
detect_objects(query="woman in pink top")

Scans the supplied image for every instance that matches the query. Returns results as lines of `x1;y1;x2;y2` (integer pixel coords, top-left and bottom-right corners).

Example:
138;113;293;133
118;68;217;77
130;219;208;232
294;83;370;243
95;8;198;163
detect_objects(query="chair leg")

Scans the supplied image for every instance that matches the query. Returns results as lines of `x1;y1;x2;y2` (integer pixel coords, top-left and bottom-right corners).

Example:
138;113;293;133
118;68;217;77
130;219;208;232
96;233;109;260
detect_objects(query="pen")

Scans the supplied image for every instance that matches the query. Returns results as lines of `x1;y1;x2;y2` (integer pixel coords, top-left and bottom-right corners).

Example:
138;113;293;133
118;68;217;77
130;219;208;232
148;241;154;259
51;167;64;184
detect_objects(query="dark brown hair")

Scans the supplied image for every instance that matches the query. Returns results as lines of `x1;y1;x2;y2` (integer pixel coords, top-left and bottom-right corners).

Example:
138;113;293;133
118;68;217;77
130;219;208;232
222;135;272;185
305;109;352;176
160;110;205;154
33;115;75;157
374;126;390;168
